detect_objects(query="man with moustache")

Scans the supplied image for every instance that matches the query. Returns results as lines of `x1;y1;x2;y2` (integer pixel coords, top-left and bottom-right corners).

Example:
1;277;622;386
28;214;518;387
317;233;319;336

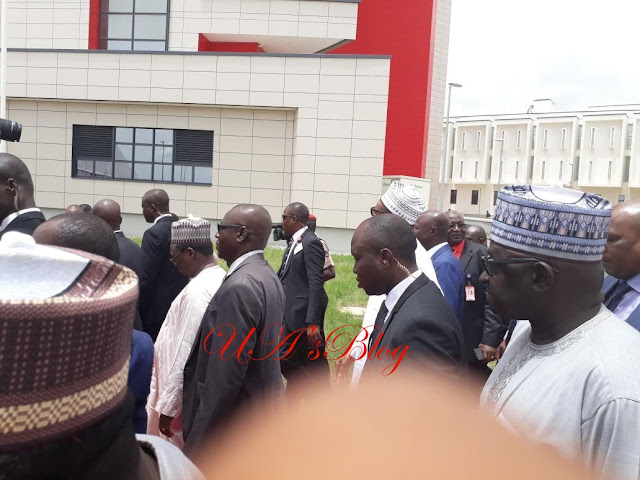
352;214;464;379
182;204;285;457
481;185;640;480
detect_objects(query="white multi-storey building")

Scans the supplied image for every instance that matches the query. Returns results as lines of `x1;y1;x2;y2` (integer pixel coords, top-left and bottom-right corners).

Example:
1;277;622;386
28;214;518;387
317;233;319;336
443;108;639;217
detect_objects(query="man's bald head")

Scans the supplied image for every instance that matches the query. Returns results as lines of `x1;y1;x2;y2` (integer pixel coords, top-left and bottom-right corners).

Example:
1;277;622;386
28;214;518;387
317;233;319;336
65;205;83;215
285;202;309;223
414;210;450;250
603;199;640;280
465;225;487;246
216;204;273;265
141;189;170;222
229;204;273;249
33;214;120;262
0;153;36;222
93;199;122;231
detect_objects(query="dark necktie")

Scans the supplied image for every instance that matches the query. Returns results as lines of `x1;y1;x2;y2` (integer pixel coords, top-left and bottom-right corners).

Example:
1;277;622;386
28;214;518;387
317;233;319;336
604;280;634;313
279;240;294;279
368;302;389;351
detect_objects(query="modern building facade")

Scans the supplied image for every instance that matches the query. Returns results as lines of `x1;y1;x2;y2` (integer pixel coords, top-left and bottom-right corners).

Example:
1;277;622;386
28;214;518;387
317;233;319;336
0;0;452;250
443;108;640;217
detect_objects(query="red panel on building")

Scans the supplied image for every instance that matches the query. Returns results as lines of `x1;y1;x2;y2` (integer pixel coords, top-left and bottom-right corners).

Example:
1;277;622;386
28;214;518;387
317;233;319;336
88;0;100;49
331;0;437;178
198;35;265;53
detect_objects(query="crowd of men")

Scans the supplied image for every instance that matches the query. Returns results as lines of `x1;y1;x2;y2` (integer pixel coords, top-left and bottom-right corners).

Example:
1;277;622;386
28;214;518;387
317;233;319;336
1;150;640;480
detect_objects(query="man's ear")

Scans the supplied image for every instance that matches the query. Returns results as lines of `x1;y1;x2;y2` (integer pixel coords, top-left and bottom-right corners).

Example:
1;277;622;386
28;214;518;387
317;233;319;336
237;225;250;243
379;248;394;267
531;262;555;292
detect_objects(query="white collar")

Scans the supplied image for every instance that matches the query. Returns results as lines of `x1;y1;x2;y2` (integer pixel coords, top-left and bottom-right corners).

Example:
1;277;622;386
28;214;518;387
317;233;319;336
113;229;123;234
153;213;173;225
0;208;41;232
291;226;308;243
425;241;449;259
384;270;421;317
226;250;263;278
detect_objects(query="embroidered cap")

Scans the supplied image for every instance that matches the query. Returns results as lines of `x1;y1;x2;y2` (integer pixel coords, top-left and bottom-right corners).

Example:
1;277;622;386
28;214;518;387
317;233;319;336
491;185;612;263
0;233;137;451
171;214;211;245
381;181;427;226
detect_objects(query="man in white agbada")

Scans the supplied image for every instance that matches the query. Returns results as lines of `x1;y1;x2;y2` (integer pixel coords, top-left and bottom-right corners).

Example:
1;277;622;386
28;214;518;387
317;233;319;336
334;180;443;386
146;215;225;448
480;185;640;480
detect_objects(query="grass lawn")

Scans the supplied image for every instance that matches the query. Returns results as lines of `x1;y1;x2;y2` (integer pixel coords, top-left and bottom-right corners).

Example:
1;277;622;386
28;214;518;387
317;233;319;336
132;238;368;360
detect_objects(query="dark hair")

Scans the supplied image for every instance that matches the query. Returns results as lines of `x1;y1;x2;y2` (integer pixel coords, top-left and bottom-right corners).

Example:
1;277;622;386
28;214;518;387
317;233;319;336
78;203;92;213
176;241;214;257
46;214;120;262
0;393;135;479
364;214;417;263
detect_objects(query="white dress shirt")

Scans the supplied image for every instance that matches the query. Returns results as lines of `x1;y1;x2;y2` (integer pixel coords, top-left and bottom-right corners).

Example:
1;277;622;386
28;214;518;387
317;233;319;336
610;273;640;322
425;241;449;259
226;250;263;278
0;208;42;232
153;213;173;225
282;226;308;272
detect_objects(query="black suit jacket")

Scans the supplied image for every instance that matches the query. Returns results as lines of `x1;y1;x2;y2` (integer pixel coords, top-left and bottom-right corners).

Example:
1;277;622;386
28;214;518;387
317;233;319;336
139;214;189;340
0;210;45;239
277;228;327;331
116;231;146;331
182;253;285;456
457;240;507;357
364;274;465;378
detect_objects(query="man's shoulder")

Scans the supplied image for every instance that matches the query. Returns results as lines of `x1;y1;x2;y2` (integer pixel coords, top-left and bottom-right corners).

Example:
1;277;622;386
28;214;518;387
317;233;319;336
463;240;487;257
396;277;451;318
136;435;204;480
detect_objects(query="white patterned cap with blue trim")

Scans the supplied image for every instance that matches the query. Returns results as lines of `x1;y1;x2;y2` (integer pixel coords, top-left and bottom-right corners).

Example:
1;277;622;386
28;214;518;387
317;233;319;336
491;185;611;263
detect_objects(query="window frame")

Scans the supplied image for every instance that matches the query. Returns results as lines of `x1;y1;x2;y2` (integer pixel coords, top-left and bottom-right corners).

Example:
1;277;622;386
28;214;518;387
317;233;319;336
99;0;171;52
450;189;458;205
72;125;214;186
471;189;480;205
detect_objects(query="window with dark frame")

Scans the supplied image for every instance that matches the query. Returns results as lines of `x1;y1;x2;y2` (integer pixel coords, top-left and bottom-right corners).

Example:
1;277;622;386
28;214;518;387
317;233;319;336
471;189;479;205
450;189;458;204
72;125;214;185
99;0;169;51
493;190;498;205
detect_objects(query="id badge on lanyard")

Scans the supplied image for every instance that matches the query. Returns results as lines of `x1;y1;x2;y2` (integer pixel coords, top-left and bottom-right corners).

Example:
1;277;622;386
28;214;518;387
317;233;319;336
465;274;476;302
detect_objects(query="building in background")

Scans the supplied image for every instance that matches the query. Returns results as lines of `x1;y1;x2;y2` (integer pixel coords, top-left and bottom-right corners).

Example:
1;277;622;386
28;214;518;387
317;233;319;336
443;107;639;217
0;0;452;251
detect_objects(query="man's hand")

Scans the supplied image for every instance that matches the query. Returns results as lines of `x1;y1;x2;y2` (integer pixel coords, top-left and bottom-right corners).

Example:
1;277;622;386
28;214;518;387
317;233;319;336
307;324;323;346
333;355;354;384
478;344;496;363
494;340;507;361
159;414;175;438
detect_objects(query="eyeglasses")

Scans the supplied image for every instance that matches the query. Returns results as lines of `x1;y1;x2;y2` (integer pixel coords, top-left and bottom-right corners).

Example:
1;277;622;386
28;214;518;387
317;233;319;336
481;255;560;276
217;223;245;233
370;207;386;217
448;222;467;231
281;214;294;221
169;249;186;266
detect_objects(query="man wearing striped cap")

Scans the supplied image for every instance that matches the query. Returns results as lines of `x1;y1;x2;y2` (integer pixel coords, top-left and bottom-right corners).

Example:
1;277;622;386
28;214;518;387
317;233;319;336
146;215;225;449
480;185;640;480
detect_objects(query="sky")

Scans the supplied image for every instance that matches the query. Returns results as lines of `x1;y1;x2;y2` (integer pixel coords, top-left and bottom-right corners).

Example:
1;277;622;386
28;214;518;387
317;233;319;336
446;0;640;117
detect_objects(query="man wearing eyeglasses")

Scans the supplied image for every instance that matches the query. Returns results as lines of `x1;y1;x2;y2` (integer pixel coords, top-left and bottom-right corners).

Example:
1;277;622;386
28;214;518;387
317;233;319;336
182;204;285;457
277;202;329;390
445;210;506;382
480;185;640;480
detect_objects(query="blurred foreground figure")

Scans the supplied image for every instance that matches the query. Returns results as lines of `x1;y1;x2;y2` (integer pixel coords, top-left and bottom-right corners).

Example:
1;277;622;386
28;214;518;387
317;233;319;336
481;185;640;480
0;233;202;480
199;371;598;480
465;224;487;246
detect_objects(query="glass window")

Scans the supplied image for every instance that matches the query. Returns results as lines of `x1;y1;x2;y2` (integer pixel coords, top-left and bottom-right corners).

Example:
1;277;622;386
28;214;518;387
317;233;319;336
134;15;167;40
114;162;133;179
450;190;457;204
135;145;153;163
134;163;152;180
100;0;169;52
74;126;214;185
471;190;479;205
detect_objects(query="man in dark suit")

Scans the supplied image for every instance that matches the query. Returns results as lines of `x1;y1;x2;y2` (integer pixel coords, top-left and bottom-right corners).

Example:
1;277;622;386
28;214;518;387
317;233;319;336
139;189;188;340
182;204;285;457
414;210;465;323
445;210;506;380
93;198;146;331
351;214;464;379
602;199;640;331
277;202;329;389
0;153;45;239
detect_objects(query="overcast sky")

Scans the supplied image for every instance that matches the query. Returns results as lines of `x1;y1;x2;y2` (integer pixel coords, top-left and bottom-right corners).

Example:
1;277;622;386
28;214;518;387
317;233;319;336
447;0;640;117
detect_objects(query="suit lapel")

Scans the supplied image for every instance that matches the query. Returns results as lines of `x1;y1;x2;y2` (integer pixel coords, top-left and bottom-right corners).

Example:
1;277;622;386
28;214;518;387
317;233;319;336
280;229;310;279
459;241;474;272
380;274;428;338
